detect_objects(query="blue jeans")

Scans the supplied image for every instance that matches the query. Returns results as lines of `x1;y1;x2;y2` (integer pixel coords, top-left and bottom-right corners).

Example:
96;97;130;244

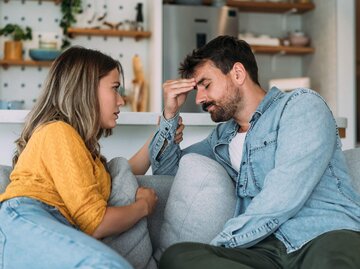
0;197;133;269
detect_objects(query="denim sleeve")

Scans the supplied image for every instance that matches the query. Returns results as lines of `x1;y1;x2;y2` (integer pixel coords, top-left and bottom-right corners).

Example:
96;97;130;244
149;113;215;176
211;91;338;248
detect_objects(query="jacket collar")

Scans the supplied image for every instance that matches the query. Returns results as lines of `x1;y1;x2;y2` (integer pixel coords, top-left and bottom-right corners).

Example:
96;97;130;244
250;87;283;124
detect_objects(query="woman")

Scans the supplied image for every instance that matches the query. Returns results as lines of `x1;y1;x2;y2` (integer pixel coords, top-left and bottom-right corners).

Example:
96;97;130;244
0;47;183;269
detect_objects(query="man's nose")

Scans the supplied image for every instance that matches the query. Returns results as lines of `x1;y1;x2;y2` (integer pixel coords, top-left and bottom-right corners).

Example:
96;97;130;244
195;87;206;105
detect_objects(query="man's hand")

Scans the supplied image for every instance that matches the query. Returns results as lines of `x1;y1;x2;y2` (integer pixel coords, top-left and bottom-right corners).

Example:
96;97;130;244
163;78;196;119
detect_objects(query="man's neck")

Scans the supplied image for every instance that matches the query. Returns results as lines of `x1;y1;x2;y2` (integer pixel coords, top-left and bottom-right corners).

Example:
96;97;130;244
234;85;266;131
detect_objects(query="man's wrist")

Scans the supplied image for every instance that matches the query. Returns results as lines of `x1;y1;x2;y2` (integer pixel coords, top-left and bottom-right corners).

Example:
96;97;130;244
163;109;178;120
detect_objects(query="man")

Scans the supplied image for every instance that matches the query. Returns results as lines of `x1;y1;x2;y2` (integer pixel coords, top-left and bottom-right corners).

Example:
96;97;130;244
149;35;360;268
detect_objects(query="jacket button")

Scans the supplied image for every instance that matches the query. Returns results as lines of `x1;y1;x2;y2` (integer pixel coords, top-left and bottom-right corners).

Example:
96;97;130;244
264;141;267;146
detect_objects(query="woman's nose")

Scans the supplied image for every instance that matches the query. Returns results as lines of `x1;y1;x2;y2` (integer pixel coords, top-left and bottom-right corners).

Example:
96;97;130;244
117;93;125;106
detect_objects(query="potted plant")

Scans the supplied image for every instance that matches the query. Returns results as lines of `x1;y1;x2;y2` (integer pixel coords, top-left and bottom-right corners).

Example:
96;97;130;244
0;24;32;60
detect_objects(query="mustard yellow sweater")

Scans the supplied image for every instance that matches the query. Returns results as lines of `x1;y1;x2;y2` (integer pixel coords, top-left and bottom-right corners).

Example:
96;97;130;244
0;121;110;235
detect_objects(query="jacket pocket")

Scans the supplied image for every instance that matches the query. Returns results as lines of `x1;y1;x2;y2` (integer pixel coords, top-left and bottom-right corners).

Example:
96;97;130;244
248;130;278;189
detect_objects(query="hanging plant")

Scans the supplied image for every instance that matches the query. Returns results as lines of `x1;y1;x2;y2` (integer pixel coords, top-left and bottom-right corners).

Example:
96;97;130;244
59;0;82;49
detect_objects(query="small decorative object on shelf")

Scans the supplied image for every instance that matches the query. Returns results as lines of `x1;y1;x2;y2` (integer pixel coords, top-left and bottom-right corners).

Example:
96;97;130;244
288;30;310;47
135;3;144;31
0;24;32;60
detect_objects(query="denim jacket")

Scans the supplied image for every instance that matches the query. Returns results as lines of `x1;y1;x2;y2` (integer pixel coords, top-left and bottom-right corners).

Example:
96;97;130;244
149;87;360;253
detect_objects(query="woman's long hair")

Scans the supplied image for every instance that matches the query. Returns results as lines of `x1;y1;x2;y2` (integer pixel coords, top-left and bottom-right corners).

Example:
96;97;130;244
13;46;123;167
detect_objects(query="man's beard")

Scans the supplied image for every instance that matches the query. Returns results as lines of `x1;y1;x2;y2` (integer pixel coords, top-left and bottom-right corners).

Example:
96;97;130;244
202;99;238;122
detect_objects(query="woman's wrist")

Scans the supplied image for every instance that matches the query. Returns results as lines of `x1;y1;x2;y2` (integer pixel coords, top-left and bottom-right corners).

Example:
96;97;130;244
134;199;149;218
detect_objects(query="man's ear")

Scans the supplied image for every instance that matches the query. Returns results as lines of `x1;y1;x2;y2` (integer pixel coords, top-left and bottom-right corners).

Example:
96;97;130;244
232;62;246;84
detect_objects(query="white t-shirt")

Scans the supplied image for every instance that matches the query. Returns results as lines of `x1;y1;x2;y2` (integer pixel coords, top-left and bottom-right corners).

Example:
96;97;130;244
229;132;247;171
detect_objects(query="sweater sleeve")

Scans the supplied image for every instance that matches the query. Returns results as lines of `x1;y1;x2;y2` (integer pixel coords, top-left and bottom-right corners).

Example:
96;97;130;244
41;122;108;235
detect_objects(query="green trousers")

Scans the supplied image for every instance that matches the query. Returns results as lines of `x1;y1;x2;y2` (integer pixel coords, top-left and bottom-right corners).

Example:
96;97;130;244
159;230;360;269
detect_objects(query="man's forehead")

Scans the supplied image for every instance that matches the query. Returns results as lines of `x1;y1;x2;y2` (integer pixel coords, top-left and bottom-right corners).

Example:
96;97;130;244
193;61;216;80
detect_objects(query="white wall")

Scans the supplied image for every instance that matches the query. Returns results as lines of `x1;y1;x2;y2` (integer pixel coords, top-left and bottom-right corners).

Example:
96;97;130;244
336;0;355;149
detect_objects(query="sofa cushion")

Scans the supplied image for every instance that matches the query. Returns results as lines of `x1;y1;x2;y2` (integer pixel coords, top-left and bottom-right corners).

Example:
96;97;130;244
154;153;237;261
102;157;156;269
137;175;174;252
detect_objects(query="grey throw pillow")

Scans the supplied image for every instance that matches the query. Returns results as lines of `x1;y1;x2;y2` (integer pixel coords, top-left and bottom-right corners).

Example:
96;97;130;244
103;157;156;269
0;164;11;193
154;153;237;261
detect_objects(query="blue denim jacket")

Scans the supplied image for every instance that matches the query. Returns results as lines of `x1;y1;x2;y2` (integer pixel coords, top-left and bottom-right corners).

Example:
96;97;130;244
149;87;360;253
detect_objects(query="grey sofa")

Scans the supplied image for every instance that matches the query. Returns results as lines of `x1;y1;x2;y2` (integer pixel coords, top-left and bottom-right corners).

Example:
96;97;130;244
1;148;360;269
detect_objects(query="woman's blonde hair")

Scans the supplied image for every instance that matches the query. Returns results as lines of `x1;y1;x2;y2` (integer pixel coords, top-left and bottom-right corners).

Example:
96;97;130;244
13;46;123;166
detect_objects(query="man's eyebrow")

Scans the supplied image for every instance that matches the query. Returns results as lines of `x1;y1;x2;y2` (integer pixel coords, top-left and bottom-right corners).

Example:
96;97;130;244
196;78;209;86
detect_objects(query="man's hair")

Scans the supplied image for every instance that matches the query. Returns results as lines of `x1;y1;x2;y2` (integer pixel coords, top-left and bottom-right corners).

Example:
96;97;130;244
179;35;260;86
13;46;123;166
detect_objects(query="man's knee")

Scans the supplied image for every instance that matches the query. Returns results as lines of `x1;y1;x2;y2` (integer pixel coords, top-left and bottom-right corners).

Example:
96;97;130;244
302;230;360;269
159;243;191;269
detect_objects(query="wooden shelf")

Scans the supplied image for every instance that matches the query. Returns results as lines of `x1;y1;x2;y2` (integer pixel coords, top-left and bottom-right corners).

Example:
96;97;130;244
251;45;314;55
67;28;151;40
0;59;52;68
226;1;315;14
4;0;61;3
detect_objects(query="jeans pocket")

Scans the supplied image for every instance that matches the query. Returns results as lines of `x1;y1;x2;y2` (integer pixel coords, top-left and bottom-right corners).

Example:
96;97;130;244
0;227;5;269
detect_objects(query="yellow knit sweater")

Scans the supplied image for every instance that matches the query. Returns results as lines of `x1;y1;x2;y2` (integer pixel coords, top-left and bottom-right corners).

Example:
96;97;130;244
0;121;111;235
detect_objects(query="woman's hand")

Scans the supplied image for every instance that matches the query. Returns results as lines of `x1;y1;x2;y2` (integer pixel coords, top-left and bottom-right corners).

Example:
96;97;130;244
135;187;158;216
174;116;185;144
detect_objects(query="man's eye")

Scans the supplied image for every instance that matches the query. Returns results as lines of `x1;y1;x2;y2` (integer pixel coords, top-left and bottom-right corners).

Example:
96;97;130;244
205;84;210;89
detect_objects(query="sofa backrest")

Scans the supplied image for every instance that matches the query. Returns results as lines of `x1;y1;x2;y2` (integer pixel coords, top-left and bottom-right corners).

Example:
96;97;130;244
1;148;360;194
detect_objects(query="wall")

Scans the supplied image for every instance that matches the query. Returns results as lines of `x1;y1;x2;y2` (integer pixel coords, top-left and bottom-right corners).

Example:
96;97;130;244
0;0;161;111
304;0;355;149
239;12;303;89
0;0;356;166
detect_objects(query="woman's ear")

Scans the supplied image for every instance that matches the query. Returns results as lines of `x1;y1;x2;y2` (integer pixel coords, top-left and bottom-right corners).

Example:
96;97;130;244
232;62;246;84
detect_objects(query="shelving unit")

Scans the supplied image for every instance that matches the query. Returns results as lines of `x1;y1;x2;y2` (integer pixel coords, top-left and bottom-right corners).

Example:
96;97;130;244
3;0;61;3
67;28;151;40
0;59;52;68
251;45;314;55
232;1;315;55
226;1;315;14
